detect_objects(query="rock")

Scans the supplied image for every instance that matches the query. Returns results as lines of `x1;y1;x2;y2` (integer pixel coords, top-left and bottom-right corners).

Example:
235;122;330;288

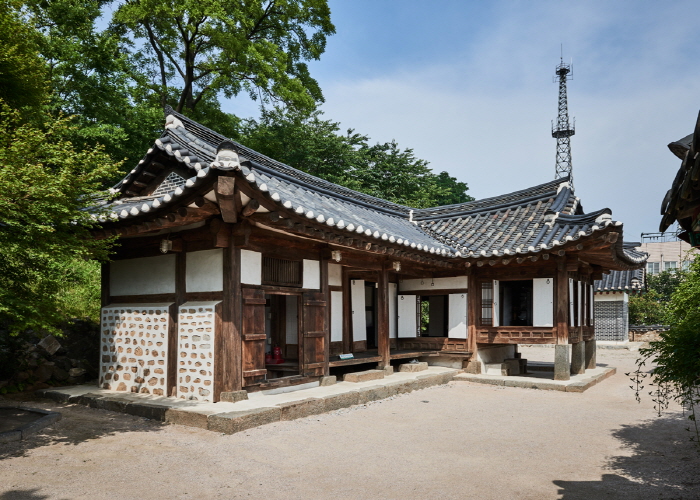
16;371;30;382
34;364;54;383
52;366;69;381
38;335;61;356
69;367;86;377
398;362;428;373
0;380;8;389
343;370;385;383
219;390;248;403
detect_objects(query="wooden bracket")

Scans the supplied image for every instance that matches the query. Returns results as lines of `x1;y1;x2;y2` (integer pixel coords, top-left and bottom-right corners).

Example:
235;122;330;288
215;176;238;223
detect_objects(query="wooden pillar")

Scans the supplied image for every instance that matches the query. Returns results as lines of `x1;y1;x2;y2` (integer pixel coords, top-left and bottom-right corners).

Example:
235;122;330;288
377;263;390;369
554;258;570;381
465;271;480;373
320;254;331;376
341;266;352;354
219;241;242;395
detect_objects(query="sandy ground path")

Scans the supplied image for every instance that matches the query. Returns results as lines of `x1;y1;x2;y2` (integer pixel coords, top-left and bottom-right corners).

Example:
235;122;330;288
1;347;699;500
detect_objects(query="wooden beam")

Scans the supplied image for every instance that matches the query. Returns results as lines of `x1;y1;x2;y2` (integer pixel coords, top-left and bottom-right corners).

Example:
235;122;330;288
241;199;260;217
215;176;238;223
320;253;330;377
555;257;569;345
219;243;243;396
377;262;390;369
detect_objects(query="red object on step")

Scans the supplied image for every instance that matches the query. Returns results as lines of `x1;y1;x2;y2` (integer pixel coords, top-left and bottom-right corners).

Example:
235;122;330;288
265;352;273;365
271;346;285;364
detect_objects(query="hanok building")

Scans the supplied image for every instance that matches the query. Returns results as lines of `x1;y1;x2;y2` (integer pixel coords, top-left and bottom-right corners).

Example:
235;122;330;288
593;264;644;342
93;108;646;402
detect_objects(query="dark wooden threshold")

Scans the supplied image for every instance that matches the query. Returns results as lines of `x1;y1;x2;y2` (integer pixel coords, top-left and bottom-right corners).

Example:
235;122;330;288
244;375;318;392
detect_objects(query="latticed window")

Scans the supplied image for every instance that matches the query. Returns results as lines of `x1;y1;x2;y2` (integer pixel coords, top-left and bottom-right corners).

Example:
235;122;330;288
480;282;493;326
262;257;302;287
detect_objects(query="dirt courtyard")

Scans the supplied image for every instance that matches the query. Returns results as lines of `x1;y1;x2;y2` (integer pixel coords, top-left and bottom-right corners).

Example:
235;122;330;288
1;347;699;500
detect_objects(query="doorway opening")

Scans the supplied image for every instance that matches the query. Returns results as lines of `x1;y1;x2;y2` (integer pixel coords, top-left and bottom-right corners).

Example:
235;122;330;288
419;295;448;337
264;293;301;380
364;282;377;349
499;280;533;326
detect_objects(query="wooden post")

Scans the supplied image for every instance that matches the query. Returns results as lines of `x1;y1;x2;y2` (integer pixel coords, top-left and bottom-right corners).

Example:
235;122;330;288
341;266;352;354
554;257;570;380
377;263;390;369
218;241;243;396
320;253;331;376
168;251;187;397
466;271;480;373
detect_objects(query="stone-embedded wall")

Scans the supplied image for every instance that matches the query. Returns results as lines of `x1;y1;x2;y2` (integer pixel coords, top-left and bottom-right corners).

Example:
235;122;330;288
594;300;628;341
177;301;220;402
100;304;172;395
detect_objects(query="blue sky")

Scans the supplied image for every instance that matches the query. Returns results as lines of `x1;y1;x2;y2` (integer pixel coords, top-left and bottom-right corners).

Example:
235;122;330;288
223;0;700;240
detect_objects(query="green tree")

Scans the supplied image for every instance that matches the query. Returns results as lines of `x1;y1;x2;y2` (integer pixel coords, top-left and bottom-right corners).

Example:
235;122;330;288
628;289;665;325
0;102;120;332
631;256;700;447
112;0;335;114
0;0;47;115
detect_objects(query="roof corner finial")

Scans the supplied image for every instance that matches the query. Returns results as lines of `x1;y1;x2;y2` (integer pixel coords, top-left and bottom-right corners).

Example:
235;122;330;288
408;209;417;225
213;140;240;171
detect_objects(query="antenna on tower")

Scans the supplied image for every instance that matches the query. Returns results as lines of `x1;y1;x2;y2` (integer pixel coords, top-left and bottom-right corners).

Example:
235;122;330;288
551;49;575;189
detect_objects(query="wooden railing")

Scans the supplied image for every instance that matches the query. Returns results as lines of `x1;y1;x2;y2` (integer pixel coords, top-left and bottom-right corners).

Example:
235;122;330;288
476;327;556;344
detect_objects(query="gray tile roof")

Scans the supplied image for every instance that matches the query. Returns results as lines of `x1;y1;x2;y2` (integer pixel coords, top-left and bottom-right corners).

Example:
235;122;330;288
594;267;644;293
97;108;646;267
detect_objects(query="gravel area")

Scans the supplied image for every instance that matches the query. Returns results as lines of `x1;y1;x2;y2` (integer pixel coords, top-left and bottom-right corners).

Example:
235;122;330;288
1;347;699;500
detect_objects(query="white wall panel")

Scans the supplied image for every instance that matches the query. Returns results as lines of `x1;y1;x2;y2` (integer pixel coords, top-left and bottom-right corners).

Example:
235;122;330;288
330;291;343;342
533;278;554;327
578;281;583;326
398;294;417;338
328;263;342;287
399;276;468;292
448;293;468;339
240;249;261;285
303;259;321;289
186;249;223;292
389;283;398;339
110;255;176;296
351;279;366;342
569;279;574;327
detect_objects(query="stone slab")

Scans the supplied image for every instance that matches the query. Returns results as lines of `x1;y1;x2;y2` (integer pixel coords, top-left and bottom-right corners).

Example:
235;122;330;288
454;373;505;386
0;430;22;444
220;390;249;403
399;362;428;373
321;391;360;412
357;385;390;404
207;407;281;435
124;402;168;421
343;370;385;383
380;365;394;376
484;363;509;376
504;379;565;391
278;398;325;421
319;376;337;387
165;408;215;429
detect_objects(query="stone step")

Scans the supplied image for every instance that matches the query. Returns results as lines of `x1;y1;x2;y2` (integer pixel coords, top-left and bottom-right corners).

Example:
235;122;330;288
343;369;385;383
399;362;428;373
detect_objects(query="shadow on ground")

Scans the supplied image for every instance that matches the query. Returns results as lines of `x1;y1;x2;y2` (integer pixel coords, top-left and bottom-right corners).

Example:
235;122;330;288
0;489;57;500
0;394;165;461
554;414;700;499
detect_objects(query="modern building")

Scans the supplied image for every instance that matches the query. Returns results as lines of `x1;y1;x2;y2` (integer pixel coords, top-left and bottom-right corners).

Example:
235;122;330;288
639;232;697;275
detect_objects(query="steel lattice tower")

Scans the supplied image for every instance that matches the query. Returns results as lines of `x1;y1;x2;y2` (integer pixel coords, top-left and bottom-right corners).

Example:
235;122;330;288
551;58;575;189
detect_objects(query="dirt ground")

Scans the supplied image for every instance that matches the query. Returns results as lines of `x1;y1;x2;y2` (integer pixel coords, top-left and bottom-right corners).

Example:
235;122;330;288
1;347;699;500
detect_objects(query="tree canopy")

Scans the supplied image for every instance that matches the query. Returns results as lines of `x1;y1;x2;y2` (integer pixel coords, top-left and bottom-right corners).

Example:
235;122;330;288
113;0;335;114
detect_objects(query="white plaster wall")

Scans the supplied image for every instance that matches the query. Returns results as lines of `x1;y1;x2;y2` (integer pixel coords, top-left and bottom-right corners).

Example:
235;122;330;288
303;259;320;289
286;295;298;344
100;303;172;395
578;281;583;326
398;294;417;338
389;283;398;339
240;249;261;285
533;278;554;327
178;301;219;402
351;279;366;342
186;249;223;292
110;255;176;296
330;291;343;342
399;276;468;292
595;291;627;302
569;279;575;327
448;292;467;339
328;263;342;287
